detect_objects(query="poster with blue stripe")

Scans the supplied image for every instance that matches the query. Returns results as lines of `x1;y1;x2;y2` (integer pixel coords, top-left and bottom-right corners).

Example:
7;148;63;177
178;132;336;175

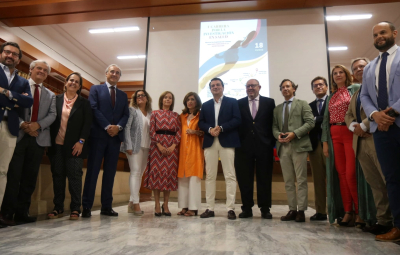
198;19;269;101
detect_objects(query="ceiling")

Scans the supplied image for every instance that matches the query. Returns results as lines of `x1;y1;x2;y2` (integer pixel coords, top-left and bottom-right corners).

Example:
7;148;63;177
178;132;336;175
327;2;400;70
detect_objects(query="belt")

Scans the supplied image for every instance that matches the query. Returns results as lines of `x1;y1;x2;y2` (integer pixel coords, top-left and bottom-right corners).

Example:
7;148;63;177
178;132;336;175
2;116;8;122
331;122;346;126
156;130;176;136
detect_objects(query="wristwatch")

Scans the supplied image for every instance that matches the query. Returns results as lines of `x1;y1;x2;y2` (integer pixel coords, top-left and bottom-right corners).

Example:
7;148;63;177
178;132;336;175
2;89;8;95
79;139;85;144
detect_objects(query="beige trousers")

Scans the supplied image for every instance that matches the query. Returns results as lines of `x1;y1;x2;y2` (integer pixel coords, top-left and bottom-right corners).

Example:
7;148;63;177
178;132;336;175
0;121;17;207
204;137;236;211
279;143;308;211
308;142;327;214
357;137;392;226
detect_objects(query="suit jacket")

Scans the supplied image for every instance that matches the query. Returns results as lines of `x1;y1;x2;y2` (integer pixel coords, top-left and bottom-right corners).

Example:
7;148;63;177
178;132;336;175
17;86;56;147
199;96;241;148
88;83;129;142
0;69;33;137
237;95;276;150
360;46;400;132
48;94;93;158
345;88;372;153
272;98;314;154
309;97;327;151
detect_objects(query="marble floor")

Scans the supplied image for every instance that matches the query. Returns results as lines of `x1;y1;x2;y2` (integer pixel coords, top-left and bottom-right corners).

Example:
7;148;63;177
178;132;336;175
0;202;399;255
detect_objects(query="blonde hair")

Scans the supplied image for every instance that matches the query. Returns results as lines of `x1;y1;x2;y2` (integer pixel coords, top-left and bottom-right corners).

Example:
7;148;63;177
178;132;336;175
330;65;353;93
130;90;152;112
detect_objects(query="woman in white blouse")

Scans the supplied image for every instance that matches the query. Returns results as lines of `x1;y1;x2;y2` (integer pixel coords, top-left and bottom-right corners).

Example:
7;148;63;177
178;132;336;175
121;90;152;215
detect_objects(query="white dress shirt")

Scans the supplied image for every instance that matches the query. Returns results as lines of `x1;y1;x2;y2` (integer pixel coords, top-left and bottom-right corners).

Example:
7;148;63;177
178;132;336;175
248;94;260;116
104;81;122;131
209;95;223;133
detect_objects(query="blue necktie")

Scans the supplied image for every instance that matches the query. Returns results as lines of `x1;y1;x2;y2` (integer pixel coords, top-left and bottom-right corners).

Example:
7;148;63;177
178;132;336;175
318;99;324;115
378;52;389;110
356;88;362;123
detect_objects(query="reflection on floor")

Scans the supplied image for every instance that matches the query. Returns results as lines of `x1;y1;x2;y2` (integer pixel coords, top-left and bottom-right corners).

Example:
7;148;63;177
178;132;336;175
0;202;399;254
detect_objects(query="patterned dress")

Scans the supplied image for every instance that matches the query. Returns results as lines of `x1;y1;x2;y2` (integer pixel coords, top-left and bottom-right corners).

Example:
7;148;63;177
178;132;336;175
143;110;181;191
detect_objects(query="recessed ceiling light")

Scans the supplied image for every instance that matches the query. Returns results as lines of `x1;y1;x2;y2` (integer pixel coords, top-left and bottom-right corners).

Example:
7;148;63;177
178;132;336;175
117;55;146;59
328;46;348;51
326;14;372;21
89;26;139;34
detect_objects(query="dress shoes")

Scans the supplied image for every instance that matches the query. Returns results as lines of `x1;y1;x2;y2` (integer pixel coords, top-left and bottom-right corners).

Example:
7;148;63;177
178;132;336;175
375;227;400;242
200;209;215;218
362;223;393;235
239;210;253;218
280;210;297;221
100;208;118;216
261;211;273;219
0;213;15;226
310;213;327;221
14;213;37;225
82;208;92;218
228;210;236;220
295;210;305;222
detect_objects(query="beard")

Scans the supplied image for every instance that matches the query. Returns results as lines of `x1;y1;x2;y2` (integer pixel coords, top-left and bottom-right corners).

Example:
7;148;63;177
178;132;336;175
0;57;16;68
374;35;395;50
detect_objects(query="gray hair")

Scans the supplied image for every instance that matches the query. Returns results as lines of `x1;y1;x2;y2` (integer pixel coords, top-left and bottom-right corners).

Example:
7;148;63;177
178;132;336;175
105;64;122;76
30;60;51;74
350;57;370;73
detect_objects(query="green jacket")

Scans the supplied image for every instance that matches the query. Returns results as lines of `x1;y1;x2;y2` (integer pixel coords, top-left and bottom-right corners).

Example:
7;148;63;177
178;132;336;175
272;98;315;155
321;84;376;224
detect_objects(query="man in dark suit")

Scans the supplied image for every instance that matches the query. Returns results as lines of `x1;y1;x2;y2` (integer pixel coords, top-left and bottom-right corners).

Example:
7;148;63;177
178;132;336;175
1;60;56;226
0;42;33;228
199;77;241;220
308;76;328;221
82;64;129;217
234;78;275;219
360;21;400;242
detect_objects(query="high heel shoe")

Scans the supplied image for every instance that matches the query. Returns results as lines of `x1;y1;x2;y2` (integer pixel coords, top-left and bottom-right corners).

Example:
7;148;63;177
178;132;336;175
355;214;366;228
155;204;162;217
339;211;355;227
162;204;171;216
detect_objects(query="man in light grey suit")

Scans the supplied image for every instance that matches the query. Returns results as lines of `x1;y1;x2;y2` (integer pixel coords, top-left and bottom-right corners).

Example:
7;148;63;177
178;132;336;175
0;60;56;225
272;79;314;223
360;21;400;242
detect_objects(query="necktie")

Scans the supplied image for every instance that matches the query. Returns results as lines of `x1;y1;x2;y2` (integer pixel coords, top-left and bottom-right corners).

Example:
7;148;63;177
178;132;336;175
356;88;362;123
378;52;389;110
251;99;257;119
318;99;324;115
282;101;290;133
110;86;116;108
31;84;40;122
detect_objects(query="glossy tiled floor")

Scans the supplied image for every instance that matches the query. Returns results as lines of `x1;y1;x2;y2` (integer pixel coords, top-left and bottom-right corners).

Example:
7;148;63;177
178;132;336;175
0;202;399;254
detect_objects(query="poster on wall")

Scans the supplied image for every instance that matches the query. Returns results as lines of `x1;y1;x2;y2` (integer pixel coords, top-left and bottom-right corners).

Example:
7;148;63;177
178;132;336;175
198;19;269;102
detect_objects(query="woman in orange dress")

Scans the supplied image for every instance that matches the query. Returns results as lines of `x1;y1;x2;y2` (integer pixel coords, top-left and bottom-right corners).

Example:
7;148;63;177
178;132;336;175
177;92;204;216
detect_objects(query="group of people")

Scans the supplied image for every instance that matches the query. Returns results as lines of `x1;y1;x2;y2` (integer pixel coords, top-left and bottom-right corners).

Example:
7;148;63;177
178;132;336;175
0;20;399;243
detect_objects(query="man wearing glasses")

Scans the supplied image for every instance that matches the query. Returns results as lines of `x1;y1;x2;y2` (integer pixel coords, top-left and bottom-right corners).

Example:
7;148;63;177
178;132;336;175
345;58;392;235
307;76;328;221
235;79;275;219
0;42;33;228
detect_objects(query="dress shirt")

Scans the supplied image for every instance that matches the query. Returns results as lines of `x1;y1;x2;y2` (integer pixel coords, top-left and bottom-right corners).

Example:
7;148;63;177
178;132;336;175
282;96;294;122
27;78;43;122
0;63;16;116
314;94;327;121
370;44;398;118
248;94;260;116
209;95;223;133
104;81;122;131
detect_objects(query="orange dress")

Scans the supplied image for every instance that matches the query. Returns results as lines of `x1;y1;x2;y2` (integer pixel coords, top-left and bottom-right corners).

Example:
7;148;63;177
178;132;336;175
178;112;204;179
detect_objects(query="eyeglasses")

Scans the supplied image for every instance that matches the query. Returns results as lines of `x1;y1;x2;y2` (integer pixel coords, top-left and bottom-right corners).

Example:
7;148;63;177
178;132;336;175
137;94;146;98
2;50;19;58
313;83;326;88
245;84;259;89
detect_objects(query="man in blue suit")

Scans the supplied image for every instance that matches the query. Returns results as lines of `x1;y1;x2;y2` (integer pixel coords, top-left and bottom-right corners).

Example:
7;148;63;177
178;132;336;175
360;21;400;242
0;42;33;228
82;64;129;217
199;78;241;220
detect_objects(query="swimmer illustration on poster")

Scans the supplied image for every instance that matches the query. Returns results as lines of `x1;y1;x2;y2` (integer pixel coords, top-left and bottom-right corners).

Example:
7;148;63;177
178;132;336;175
198;19;269;102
